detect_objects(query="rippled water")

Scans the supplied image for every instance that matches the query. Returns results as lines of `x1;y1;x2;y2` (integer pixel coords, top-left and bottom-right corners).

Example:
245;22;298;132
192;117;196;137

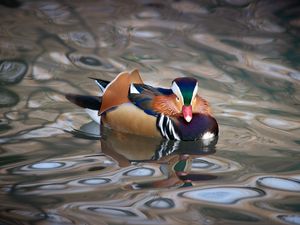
1;0;300;224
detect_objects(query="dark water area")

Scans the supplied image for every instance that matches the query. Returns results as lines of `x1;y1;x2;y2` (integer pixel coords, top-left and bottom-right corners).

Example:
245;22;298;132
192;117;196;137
0;0;300;224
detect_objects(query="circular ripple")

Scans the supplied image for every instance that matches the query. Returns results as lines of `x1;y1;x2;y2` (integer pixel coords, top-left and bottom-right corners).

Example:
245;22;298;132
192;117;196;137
124;168;155;177
79;178;111;185
31;162;64;169
181;187;264;204
79;56;102;66
132;29;162;39
64;202;147;222
145;198;175;209
191;157;242;173
192;159;219;169
257;177;300;192
67;52;115;71
258;117;300;131
278;215;300;225
0;60;27;85
17;161;74;174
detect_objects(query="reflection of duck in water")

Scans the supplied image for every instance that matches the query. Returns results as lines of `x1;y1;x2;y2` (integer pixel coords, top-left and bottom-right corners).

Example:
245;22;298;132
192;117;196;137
99;127;217;164
127;153;217;189
75;124;217;188
66;69;218;142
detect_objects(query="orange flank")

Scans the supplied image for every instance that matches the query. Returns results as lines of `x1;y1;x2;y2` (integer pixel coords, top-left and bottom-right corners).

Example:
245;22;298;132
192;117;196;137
102;103;160;138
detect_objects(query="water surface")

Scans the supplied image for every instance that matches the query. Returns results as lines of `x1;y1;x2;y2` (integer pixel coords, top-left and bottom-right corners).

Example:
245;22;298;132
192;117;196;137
0;0;300;224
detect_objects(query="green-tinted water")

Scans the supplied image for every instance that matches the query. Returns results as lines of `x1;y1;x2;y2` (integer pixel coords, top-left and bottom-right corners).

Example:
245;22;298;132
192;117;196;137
0;1;300;224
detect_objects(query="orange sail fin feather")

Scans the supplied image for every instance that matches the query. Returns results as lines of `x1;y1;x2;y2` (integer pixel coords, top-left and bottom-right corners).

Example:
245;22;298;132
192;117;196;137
99;69;143;114
66;69;218;142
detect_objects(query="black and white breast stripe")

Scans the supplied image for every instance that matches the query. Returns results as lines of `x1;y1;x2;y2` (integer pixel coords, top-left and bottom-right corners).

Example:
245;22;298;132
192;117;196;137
156;114;180;140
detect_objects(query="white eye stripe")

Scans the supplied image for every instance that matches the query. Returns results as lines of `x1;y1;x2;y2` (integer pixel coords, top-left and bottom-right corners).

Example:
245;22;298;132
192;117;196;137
171;82;184;103
192;82;198;102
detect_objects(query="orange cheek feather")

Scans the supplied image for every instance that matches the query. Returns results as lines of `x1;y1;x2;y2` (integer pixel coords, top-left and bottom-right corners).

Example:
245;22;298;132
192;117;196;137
153;95;211;117
152;95;182;117
192;95;212;115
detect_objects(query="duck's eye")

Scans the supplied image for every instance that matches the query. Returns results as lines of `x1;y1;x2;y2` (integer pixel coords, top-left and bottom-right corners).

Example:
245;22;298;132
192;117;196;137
176;97;180;102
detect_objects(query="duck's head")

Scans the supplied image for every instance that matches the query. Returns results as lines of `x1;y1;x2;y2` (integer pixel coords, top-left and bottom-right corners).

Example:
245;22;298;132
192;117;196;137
171;77;198;123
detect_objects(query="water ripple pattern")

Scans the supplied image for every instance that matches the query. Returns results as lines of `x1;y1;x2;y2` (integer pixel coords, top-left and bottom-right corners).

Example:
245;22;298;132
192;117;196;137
0;1;300;225
181;187;264;204
257;177;300;192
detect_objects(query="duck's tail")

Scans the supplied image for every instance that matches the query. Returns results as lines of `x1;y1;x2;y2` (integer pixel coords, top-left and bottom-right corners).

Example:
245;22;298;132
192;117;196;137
65;94;101;110
88;77;110;94
65;94;102;124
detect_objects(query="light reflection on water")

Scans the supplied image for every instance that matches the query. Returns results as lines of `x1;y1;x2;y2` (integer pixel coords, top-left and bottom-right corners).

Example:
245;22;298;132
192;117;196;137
0;0;300;225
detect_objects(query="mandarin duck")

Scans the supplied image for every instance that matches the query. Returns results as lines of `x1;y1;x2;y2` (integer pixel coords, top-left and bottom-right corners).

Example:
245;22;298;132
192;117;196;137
66;69;218;142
